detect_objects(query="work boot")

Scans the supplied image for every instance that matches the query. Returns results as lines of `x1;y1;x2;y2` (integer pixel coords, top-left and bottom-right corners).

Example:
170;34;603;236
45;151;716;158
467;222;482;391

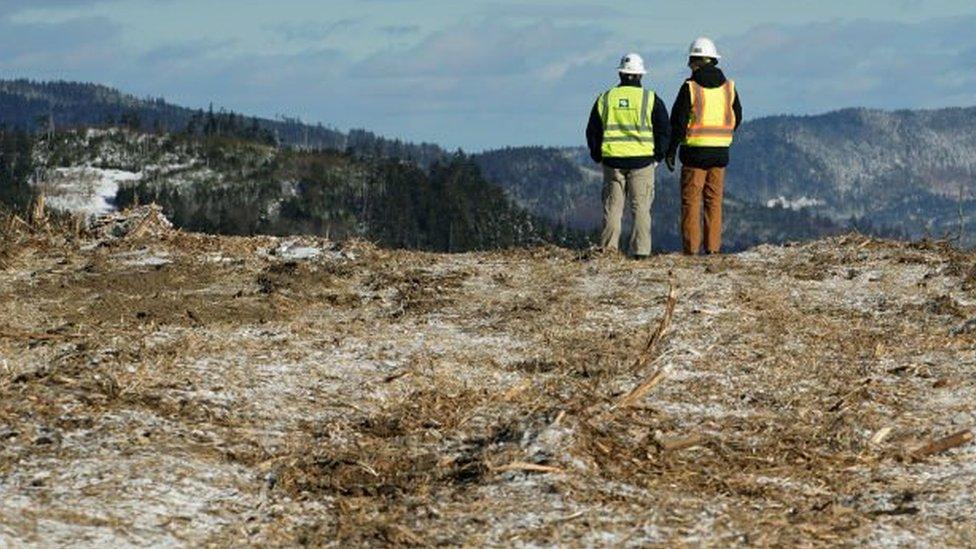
703;253;726;273
579;246;618;261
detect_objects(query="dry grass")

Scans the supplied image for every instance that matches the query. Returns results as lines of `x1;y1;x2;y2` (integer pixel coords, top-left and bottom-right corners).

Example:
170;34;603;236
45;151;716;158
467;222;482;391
1;214;975;547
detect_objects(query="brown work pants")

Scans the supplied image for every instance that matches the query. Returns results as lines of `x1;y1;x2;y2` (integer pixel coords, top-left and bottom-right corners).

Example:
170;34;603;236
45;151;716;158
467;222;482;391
680;166;725;255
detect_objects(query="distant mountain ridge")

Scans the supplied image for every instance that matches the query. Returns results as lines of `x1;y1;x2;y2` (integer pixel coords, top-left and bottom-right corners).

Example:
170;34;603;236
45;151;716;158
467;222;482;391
732;106;976;202
476;106;976;246
0;79;446;166
2;78;972;248
729;106;976;238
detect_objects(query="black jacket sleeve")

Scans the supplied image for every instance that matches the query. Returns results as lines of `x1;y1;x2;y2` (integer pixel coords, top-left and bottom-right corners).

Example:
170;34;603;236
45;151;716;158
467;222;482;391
667;81;691;157
651;95;670;162
585;99;603;164
733;89;742;130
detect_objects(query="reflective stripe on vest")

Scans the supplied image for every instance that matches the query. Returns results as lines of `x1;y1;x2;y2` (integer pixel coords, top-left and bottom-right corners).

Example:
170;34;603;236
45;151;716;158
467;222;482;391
685;80;736;148
599;87;655;158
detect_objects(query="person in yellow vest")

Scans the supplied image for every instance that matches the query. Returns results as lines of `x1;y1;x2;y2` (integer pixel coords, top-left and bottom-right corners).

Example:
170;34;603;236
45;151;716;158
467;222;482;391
664;37;742;255
586;53;670;258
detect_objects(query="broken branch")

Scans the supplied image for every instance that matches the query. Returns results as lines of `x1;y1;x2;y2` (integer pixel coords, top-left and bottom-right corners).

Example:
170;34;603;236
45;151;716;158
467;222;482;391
869;427;893;445
0;331;84;341
382;370;412;383
660;433;704;452
493;461;564;475
629;279;678;374
911;429;973;459
613;369;667;410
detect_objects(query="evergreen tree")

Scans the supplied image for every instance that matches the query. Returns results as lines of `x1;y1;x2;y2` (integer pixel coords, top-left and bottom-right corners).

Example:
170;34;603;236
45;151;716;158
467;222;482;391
0;128;35;214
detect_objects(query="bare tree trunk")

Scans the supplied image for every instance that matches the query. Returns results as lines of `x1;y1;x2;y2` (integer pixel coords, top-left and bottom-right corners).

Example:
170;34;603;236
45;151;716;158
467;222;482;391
957;181;966;245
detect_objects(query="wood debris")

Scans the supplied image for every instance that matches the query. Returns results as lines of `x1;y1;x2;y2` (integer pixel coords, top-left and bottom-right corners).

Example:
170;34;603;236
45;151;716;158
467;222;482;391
659;433;704;452
3;215;976;546
492;462;565;475
869;426;893;445
911;429;974;459
613;369;667;410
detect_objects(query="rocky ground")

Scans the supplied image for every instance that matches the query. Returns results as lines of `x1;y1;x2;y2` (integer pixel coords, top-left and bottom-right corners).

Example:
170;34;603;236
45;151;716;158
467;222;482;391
1;208;975;547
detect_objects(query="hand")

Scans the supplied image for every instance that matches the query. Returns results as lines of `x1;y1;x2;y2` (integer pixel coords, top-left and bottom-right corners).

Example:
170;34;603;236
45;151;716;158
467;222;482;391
665;153;676;172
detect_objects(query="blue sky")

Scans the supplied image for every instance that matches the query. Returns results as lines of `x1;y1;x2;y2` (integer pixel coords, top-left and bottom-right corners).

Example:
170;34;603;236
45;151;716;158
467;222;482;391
1;0;975;150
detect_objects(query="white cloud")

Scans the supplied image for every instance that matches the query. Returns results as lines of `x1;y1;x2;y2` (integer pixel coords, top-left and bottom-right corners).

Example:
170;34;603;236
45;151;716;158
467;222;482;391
353;20;610;79
718;15;976;115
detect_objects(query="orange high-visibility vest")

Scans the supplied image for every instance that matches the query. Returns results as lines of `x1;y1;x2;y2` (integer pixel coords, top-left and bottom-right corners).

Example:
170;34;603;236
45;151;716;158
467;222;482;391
685;80;736;147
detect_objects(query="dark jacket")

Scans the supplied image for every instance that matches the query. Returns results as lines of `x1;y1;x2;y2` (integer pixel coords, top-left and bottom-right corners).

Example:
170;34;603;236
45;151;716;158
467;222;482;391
667;64;742;169
586;81;670;169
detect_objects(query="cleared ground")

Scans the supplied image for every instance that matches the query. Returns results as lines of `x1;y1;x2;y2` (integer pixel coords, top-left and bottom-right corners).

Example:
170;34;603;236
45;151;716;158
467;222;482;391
1;209;975;547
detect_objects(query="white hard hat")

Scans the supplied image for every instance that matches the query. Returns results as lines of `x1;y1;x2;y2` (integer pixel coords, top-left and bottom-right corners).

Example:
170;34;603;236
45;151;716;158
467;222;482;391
689;37;721;59
617;53;646;75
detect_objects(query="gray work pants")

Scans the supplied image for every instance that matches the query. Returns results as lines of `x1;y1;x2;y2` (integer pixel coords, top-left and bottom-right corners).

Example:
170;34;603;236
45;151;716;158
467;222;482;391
600;164;655;256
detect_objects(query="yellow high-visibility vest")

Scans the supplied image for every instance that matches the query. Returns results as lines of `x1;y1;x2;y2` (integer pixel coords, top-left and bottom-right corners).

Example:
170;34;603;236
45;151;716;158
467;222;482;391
599;87;656;158
685;80;736;147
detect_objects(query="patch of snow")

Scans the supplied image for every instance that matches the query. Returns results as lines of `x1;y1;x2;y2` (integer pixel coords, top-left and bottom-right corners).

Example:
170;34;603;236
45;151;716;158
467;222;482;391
766;196;826;211
113;250;172;267
203;253;237;264
278;246;321;261
39;168;143;216
268;239;326;261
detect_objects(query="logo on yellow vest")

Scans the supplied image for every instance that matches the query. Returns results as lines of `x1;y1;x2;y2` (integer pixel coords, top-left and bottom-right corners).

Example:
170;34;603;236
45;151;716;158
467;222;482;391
618;99;630;108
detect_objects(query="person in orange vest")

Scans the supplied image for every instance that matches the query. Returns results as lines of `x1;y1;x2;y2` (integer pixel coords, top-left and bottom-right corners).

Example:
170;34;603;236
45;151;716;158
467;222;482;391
664;37;742;255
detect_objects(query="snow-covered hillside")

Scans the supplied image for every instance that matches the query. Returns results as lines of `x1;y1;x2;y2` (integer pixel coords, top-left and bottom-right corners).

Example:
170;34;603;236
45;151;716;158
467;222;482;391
30;129;249;218
40;167;141;216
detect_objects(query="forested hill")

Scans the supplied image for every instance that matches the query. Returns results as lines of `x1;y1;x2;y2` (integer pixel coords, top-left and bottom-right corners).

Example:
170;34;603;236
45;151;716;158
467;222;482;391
3;78;973;249
0;79;446;166
1;128;587;252
729;107;976;236
476;106;976;246
474;147;849;252
0;80;586;252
